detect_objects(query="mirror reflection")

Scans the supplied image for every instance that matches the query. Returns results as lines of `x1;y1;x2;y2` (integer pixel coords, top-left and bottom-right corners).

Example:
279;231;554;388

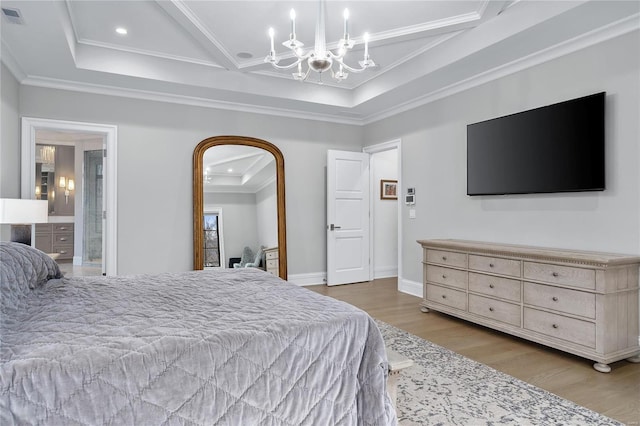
35;144;75;215
201;145;278;272
193;136;287;279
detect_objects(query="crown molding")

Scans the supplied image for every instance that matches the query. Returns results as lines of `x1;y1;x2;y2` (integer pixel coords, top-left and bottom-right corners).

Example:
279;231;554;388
19;75;365;126
204;174;275;195
0;40;27;82
362;13;640;125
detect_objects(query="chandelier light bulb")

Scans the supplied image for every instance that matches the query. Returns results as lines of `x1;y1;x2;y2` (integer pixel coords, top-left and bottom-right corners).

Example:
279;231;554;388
364;32;370;59
343;9;349;38
268;27;275;54
290;9;296;39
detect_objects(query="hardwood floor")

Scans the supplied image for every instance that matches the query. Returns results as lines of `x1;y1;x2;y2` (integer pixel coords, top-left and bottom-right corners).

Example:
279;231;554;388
307;278;640;425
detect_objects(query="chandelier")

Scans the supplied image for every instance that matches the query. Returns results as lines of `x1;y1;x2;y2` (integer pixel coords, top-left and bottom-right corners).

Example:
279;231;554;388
264;0;375;82
39;145;55;164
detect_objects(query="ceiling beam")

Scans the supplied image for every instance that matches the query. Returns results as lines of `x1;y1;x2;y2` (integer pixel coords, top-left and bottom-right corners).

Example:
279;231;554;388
155;0;239;71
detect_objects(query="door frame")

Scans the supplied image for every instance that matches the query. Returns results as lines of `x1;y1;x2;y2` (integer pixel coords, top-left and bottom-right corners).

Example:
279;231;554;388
363;139;402;284
21;117;118;275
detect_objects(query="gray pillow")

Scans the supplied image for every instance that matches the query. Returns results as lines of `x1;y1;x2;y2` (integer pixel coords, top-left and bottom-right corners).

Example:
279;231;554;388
0;242;62;307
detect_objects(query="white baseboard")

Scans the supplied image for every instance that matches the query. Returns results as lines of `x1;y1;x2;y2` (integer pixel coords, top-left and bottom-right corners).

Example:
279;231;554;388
288;272;326;287
398;278;422;298
374;266;398;279
73;256;82;266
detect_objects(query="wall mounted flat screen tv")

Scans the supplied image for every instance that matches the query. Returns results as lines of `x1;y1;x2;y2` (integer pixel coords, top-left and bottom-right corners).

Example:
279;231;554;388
467;92;605;196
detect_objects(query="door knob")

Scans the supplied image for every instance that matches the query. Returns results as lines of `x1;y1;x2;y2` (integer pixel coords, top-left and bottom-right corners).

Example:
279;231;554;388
329;224;342;231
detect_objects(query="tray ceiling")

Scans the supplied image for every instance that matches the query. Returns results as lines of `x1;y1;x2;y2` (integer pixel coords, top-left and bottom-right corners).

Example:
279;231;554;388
1;1;638;124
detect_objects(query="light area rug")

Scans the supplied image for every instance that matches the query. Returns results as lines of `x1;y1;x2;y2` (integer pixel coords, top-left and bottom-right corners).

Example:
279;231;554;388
376;320;622;426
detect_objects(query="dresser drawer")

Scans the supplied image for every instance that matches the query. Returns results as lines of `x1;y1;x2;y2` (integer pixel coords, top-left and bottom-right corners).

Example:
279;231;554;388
524;307;595;348
524;262;595;290
266;259;278;269
469;294;521;327
426;265;467;290
426;284;467;311
426;249;467;268
51;246;73;259
53;223;73;232
265;250;278;260
469;255;521;277
53;232;73;244
469;272;521;302
524;282;595;319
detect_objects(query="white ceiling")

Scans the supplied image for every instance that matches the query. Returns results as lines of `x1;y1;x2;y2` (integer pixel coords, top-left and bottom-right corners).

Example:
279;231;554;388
1;1;638;124
203;145;275;193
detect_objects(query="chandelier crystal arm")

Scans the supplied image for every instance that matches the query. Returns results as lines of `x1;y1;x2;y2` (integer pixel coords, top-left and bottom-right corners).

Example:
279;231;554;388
333;57;368;74
267;58;305;71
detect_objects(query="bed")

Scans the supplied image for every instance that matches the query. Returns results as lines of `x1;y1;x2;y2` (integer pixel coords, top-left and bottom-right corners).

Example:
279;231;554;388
0;242;396;425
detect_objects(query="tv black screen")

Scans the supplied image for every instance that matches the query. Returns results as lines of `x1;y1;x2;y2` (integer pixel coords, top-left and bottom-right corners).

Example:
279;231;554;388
467;92;605;196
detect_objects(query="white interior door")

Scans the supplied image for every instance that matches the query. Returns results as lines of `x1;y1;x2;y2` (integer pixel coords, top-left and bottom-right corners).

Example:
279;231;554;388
327;150;370;286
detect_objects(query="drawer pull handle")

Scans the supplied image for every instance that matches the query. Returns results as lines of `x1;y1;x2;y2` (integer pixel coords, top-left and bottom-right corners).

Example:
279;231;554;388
489;284;494;289
442;274;446;279
489;263;494;268
489;307;494;312
442;256;447;261
552;296;558;302
59;227;67;230
552;272;559;277
59;250;67;254
60;238;67;241
441;295;447;299
552;324;559;329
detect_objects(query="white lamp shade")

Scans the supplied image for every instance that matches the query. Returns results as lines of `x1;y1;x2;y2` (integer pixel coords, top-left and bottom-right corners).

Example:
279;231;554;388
0;199;48;224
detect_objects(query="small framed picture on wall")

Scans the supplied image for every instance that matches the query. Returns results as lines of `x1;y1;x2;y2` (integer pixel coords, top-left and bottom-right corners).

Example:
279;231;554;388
380;180;398;200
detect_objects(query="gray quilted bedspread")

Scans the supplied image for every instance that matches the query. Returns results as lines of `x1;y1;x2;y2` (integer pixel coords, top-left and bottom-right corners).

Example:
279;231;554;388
1;264;396;425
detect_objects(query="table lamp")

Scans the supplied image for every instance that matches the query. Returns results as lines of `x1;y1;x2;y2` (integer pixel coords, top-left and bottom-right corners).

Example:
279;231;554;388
0;199;48;245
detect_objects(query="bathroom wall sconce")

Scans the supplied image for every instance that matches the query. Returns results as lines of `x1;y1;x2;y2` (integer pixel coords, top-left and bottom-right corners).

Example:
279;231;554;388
58;177;74;204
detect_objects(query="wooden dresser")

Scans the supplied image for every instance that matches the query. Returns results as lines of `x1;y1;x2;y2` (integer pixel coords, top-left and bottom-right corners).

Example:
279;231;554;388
418;239;640;372
264;247;279;276
35;223;74;261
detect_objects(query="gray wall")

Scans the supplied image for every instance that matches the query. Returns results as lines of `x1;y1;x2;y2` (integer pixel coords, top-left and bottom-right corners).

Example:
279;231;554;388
4;31;639;286
372;149;398;278
0;63;20;240
14;87;363;275
204;192;259;268
364;31;640;285
0;63;20;199
256;181;278;249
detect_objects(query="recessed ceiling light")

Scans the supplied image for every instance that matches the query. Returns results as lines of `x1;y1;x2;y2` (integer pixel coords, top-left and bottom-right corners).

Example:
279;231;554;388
115;27;128;35
227;168;233;173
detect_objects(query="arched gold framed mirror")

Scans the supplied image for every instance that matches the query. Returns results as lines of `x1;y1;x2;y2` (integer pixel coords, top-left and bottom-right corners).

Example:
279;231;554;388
193;136;287;280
